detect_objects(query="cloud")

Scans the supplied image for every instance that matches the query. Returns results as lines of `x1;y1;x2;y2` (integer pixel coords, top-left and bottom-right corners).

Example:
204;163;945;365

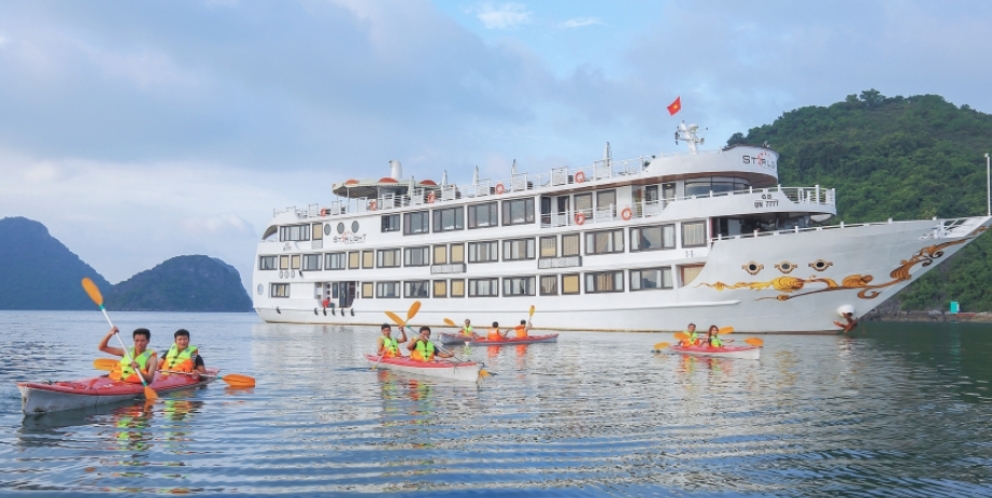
559;17;602;29
473;2;533;30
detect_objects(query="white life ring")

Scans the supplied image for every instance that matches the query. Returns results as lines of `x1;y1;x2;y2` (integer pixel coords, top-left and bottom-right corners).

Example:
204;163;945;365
574;171;586;183
575;212;586;225
621;207;632;221
427;192;436;204
369;200;377;211
495;183;505;195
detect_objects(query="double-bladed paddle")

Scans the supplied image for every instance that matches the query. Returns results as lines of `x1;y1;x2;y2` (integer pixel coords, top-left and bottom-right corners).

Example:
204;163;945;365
373;301;420;370
92;359;256;387
385;305;492;379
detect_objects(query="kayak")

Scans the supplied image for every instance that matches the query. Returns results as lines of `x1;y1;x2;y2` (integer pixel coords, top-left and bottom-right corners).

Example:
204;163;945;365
439;332;473;345
17;368;220;414
467;333;559;346
668;344;761;360
365;354;482;382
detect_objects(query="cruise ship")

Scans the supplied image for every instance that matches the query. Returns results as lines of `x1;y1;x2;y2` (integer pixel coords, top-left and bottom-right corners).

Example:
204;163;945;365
251;124;991;333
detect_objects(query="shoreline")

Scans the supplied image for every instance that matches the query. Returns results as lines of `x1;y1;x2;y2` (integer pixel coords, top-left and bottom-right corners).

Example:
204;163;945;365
867;311;992;324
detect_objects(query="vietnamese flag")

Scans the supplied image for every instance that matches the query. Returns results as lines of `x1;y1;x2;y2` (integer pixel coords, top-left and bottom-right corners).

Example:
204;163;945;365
667;96;681;116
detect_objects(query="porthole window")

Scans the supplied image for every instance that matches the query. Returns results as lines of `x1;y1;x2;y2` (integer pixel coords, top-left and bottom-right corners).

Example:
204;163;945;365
351;221;359;233
256;284;263;295
775;261;796;274
337;222;345;235
809;259;833;272
742;261;764;275
323;224;331;236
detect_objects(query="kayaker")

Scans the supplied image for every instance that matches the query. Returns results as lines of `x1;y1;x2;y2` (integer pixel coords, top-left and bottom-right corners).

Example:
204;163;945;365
158;329;206;377
681;323;699;346
834;312;858;334
461;319;477;338
99;326;158;384
407;326;453;362
513;319;531;338
377;323;407;358
707;325;733;348
487;321;507;341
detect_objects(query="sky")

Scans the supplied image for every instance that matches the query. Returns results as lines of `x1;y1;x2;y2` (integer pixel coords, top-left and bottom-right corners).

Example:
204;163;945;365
2;0;992;291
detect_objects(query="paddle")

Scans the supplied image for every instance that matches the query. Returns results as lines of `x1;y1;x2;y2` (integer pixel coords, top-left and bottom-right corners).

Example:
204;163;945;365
373;302;421;370
744;337;764;346
82;278;157;401
718;326;735;334
651;342;670;353
443;318;457;327
387;311;492;378
94;360;256;387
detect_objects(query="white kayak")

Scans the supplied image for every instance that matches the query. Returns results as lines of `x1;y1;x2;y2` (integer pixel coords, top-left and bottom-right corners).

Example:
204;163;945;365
365;354;483;382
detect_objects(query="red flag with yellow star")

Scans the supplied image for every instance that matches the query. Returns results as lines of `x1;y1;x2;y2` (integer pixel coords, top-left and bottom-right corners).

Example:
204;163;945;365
667;96;681;116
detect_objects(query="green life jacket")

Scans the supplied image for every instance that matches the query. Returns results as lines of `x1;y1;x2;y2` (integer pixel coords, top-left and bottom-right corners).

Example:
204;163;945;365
461;325;473;336
710;335;723;347
413;340;435;361
119;348;153;383
382;336;399;356
164;344;198;371
687;331;698;344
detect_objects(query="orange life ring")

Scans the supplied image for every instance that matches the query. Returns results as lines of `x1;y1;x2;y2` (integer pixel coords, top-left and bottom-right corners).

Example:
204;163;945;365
621;207;632;221
369;200;378;211
427;192;436;204
575;212;586;225
320;208;328;216
495;183;505;195
574;171;586;183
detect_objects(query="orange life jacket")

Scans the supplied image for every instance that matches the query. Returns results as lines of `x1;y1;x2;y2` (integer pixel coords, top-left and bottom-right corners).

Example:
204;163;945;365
514;325;527;338
487;328;503;341
163;344;198;373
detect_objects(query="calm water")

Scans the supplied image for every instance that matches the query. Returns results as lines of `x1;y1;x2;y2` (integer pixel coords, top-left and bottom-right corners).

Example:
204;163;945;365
2;311;992;496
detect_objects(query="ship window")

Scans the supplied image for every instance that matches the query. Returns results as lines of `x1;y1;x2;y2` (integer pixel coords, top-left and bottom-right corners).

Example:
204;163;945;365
585;271;624;293
596;190;616;215
503;276;535;296
503;238;535;261
302;254;322;271
348;252;360;269
682;221;707;247
259;256;277;270
585;229;624;255
312;223;323;240
279;255;289;270
403;211;430;235
377;282;400;298
681;265;704;286
325;252;345;270
381;214;400;232
279;224;310;242
270;283;289;298
502;198;535;226
574;193;593;216
377;248;400;268
468;278;499;297
562;234;580;257
404;281;430;298
405;246;430;267
291;255;301;270
433;245;447;265
540;275;558;295
262;225;278;241
432;207;464;232
540;236;557;258
434;280;447;298
362;282;374;298
450;244;465;263
468;202;499;229
631;225;676;252
562;274;580;295
468;241;499;263
450;279;465;297
362;250;374;268
631;267;673;291
685;177;750;197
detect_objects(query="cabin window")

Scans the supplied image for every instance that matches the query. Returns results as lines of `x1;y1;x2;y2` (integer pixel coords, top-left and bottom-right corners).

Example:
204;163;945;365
585;271;624;293
562;274;580;295
404;281;430;298
540;236;557;258
405;246;430;267
631;225;676;252
503;238;535;261
311;223;323;240
325;252;345;270
502;198;535;226
684;177;750;197
270;283;290;298
468;278;499;297
450;279;465;297
381;214;400;232
362;282;374;298
348;252;360;269
468;202;499;229
279;224;310;242
433;245;448;265
259;256;277;270
630;267;674;290
540;275;558;295
291;255;301;270
377;248;400;268
362;250;374;268
376;282;400;298
279;255;289;270
562;234;580;257
574;193;592;216
585;229;624;255
503;276;535;296
302;254;322;271
682;221;707;247
403;211;430;235
596;190;616;215
434;280;447;298
450;243;465;263
432;207;464;232
468;241;499;263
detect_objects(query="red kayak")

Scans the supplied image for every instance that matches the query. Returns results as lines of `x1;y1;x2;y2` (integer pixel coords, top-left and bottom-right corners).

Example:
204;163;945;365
366;354;482;382
17;368;220;414
467;333;559;346
667;344;760;360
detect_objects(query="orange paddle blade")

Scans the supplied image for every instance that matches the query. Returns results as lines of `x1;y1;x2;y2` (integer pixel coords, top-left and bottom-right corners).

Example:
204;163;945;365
718;326;735;334
407;301;422;321
478;369;491;378
443;318;456;327
81;277;104;306
222;374;256;387
144;385;158;401
529;305;535;317
93;358;118;371
653;342;670;351
384;311;405;328
744;337;764;346
674;332;689;341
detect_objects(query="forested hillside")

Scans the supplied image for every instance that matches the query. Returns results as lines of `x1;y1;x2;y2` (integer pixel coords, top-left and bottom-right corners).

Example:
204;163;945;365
728;90;992;312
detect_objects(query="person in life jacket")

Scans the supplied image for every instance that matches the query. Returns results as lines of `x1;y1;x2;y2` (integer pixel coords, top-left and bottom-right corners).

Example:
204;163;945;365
513;319;531;338
158;329;206;378
707;325;733;348
461;319;476;338
377;323;407;358
681;323;699;346
488;321;508;341
98;326;157;384
407;326;453;362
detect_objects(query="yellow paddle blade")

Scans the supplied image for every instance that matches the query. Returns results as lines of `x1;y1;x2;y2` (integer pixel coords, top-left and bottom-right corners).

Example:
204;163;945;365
81;277;104;306
144;385;158;401
93;358;118;371
744;337;764;346
674;332;689;341
719;326;735;334
222;374;256;387
407;300;422;321
384;311;405;328
478;369;491;378
529;305;535;317
443;318;456;327
653;342;670;351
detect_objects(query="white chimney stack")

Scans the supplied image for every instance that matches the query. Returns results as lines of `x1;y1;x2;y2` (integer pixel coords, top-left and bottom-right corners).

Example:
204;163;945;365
389;160;402;181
